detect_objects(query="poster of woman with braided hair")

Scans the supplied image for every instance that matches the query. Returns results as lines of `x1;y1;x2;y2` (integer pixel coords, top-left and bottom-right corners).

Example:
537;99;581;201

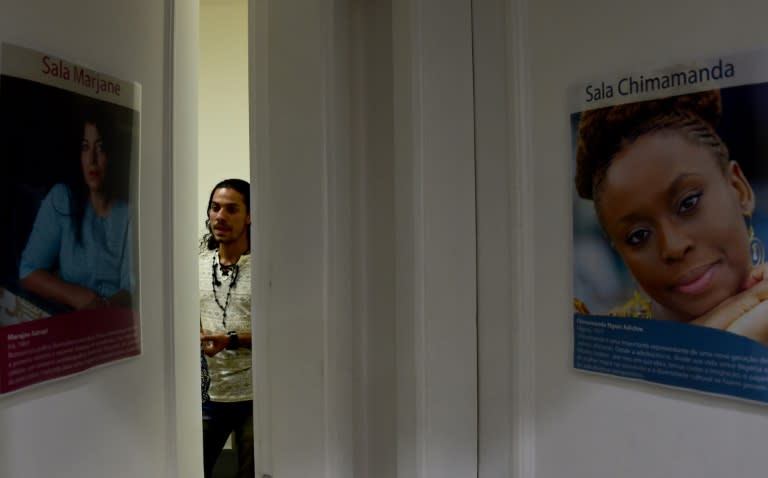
571;50;768;404
0;43;141;395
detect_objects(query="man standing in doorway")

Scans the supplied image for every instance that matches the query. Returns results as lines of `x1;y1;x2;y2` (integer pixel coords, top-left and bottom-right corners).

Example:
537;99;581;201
200;178;254;478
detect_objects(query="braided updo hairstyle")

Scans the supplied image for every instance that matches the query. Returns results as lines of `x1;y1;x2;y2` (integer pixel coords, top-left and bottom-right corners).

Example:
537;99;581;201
575;90;728;203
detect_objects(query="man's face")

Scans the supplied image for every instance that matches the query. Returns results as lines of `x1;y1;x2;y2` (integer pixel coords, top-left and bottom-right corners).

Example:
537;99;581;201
208;187;250;246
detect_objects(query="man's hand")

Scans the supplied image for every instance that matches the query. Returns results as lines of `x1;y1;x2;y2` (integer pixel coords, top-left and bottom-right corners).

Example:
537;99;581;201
201;333;229;357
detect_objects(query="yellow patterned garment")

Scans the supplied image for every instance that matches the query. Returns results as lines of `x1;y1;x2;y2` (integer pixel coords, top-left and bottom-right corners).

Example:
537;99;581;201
574;290;653;319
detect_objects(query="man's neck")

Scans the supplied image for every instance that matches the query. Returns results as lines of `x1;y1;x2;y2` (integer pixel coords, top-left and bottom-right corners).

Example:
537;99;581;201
218;240;249;265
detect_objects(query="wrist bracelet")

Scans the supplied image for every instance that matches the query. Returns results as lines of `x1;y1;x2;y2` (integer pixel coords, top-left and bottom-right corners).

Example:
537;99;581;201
226;331;239;350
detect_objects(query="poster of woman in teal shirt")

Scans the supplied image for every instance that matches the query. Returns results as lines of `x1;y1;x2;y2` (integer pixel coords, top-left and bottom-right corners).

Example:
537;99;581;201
18;105;134;311
0;43;141;395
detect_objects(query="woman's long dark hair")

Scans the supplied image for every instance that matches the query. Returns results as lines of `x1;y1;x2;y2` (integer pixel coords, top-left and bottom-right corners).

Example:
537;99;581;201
200;178;251;251
61;104;130;244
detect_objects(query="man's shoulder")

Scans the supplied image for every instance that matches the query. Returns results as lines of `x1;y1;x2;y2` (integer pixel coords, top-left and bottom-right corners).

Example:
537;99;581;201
239;252;252;267
199;248;215;266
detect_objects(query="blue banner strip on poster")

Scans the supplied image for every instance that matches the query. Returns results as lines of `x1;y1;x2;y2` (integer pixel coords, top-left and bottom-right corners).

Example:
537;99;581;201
573;314;768;404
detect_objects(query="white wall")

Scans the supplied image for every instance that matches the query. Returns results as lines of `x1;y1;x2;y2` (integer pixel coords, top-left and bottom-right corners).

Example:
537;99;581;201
0;0;193;477
199;0;250;220
249;1;477;477
172;1;204;478
481;1;768;477
391;1;478;477
251;1;351;475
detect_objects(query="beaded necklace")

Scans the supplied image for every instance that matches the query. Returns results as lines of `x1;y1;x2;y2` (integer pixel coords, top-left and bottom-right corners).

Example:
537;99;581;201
211;251;241;329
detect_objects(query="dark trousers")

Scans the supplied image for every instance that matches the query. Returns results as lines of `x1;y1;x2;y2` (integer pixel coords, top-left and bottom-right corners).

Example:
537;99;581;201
202;400;254;478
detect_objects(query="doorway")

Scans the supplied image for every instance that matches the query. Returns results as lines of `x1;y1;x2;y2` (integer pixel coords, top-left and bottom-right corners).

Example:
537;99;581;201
199;0;251;476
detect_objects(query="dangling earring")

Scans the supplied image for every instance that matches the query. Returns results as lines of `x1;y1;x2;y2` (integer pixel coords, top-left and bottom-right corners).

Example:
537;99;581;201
745;213;765;265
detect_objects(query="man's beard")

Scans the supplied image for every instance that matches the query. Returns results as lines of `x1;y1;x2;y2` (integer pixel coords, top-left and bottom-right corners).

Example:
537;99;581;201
213;228;245;245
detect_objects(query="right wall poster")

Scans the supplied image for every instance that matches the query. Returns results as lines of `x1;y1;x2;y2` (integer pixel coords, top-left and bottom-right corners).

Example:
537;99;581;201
571;50;768;404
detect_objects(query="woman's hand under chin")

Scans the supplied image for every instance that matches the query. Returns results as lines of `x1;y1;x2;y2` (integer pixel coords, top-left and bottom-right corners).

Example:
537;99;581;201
691;264;768;346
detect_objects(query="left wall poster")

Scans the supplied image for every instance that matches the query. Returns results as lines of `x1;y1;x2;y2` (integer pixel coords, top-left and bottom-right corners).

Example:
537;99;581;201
0;43;141;395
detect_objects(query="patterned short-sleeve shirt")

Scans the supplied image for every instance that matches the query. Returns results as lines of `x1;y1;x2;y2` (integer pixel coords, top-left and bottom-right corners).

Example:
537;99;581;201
199;249;252;402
